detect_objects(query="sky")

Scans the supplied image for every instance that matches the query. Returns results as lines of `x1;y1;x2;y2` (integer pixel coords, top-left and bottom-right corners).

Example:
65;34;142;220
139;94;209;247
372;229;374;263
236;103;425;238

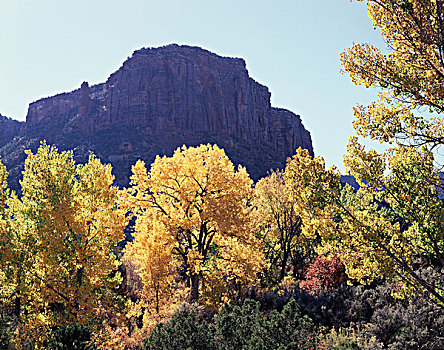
0;0;387;172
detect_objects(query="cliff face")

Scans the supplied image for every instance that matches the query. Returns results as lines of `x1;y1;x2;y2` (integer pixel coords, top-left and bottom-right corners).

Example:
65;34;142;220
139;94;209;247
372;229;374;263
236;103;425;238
1;44;313;191
0;115;23;148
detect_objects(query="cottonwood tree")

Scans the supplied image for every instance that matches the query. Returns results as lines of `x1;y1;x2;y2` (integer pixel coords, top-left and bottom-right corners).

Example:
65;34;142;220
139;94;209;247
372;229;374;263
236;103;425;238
278;0;444;307
0;161;17;321
253;171;315;283
285;145;444;305
337;0;444;304
0;161;10;292
3;144;127;348
125;144;265;311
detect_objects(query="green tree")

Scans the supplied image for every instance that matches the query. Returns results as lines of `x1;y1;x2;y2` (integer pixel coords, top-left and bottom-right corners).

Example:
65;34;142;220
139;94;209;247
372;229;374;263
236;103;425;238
47;323;96;350
144;310;215;350
281;0;444;307
340;0;444;303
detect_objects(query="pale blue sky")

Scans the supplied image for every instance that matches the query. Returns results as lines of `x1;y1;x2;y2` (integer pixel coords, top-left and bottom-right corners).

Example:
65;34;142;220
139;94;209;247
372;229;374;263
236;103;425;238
0;0;386;171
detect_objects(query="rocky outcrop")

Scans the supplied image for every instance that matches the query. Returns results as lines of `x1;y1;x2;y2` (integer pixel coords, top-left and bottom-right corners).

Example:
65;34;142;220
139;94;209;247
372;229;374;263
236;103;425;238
1;44;313;191
0;114;23;148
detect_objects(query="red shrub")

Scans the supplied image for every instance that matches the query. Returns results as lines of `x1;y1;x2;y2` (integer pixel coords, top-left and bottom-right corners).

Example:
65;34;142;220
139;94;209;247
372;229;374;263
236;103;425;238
300;255;346;295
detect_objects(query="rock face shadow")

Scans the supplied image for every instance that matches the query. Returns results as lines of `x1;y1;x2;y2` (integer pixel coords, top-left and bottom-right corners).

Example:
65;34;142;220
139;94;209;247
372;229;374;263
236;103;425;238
0;44;313;192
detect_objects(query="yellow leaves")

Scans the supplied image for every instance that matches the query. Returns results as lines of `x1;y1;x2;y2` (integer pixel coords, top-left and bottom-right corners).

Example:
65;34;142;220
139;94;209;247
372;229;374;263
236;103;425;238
341;1;444;303
341;43;386;88
286;148;341;215
289;130;444;300
125;144;264;311
284;147;414;286
127;219;176;297
352;92;420;143
253;169;319;282
344;136;385;192
0;160;8;208
344;1;444;113
3;143;128;348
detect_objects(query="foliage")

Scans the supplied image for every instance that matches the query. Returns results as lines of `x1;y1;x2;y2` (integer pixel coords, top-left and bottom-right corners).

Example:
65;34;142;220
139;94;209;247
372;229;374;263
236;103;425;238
342;0;444;143
216;298;318;350
250;272;444;350
143;309;215;350
125;144;265;311
337;0;444;304
0;311;17;349
47;323;96;350
285;147;444;304
144;298;319;350
320;327;372;350
1;144;127;348
0;160;14;303
253;170;315;283
357;272;444;349
300;256;346;295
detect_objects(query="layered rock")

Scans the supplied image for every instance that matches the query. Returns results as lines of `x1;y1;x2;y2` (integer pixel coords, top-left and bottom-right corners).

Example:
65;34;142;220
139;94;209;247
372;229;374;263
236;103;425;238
1;44;313;191
0;114;23;148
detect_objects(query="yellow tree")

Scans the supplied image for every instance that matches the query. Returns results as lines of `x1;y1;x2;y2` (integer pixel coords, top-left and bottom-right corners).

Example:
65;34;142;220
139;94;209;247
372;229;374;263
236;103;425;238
285;147;444;305
120;220;179;347
0;160;9;283
0;159;39;347
336;0;444;304
342;0;444;147
127;220;176;315
125;144;265;310
0;160;6;214
6;144;128;348
253;171;315;283
0;160;14;310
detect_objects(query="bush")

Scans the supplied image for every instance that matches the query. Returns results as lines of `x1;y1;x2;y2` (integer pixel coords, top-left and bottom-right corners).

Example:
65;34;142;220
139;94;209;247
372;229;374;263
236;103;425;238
144;299;318;350
244;271;444;350
143;310;214;350
47;323;96;350
0;312;17;349
300;255;346;295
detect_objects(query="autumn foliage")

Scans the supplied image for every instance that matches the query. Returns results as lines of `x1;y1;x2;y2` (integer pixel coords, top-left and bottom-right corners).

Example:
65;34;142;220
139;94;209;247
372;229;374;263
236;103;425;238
338;0;444;304
300;255;346;295
253;170;315;283
96;144;267;347
3;1;444;347
0;135;442;348
125;145;265;308
0;144;128;348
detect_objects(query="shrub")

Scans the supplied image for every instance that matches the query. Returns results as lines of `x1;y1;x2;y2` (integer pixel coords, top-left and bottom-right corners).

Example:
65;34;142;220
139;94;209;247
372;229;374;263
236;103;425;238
300;256;346;295
143;310;214;350
47;323;96;350
144;299;318;350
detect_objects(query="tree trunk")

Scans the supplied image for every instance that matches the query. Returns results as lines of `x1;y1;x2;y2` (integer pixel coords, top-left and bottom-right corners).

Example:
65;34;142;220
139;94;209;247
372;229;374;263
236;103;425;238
155;287;159;314
14;273;21;318
280;249;289;281
14;296;21;318
190;274;199;302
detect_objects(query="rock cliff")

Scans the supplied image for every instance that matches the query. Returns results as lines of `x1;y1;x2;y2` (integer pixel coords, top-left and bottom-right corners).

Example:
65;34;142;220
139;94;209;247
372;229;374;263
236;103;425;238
1;44;313;191
0;114;23;148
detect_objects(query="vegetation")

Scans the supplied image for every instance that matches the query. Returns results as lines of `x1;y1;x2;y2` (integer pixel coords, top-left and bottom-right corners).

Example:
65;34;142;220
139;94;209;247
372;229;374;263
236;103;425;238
1;0;444;348
253;170;315;283
144;299;319;350
339;0;444;303
124;144;265;311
